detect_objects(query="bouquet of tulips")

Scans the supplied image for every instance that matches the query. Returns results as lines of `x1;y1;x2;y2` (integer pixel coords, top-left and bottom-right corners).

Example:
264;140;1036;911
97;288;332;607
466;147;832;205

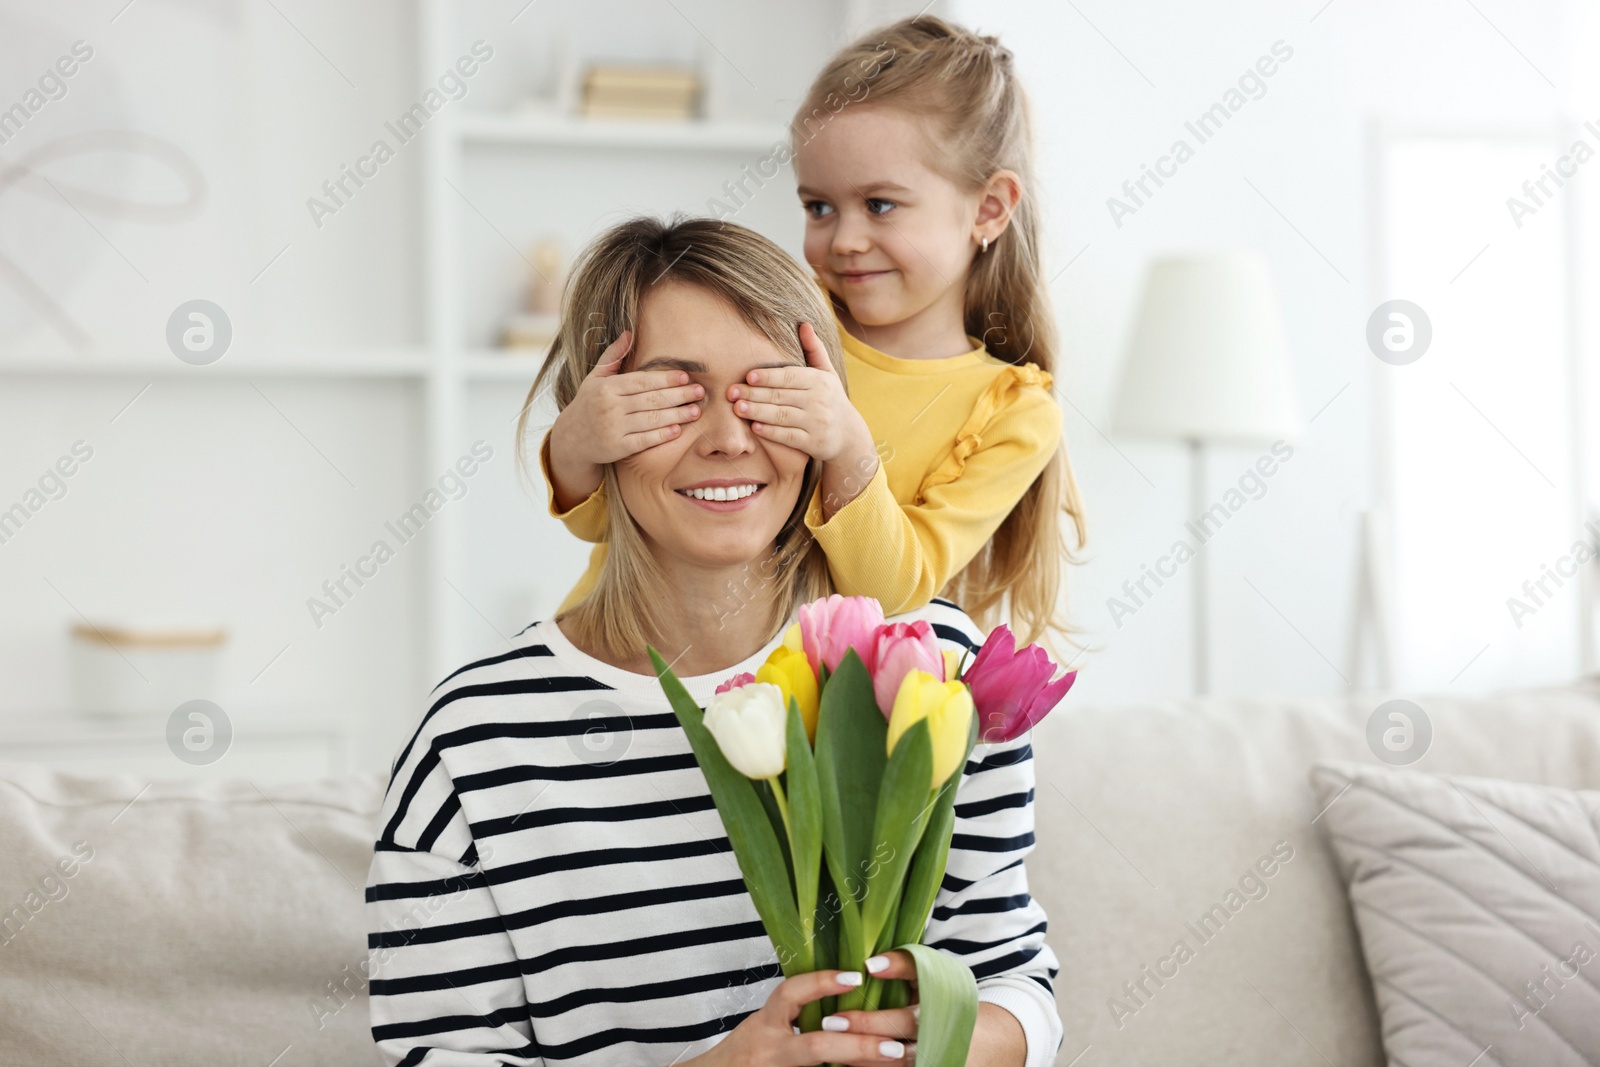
648;595;1076;1066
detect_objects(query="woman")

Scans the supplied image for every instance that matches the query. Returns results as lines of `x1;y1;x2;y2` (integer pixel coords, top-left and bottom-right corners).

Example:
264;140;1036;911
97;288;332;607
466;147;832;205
366;217;1062;1067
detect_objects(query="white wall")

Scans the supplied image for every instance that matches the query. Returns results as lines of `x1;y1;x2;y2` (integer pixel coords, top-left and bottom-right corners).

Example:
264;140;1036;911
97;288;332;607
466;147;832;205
951;0;1597;702
2;0;1594;777
0;0;858;770
0;1;429;768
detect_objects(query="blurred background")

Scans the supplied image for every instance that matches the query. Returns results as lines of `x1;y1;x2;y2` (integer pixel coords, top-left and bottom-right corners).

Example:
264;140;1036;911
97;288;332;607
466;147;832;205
0;0;1595;780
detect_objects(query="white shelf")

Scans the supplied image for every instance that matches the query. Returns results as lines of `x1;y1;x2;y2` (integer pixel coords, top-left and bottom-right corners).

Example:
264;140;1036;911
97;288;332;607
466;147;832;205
466;351;545;382
0;351;555;381
0;351;429;379
413;0;831;682
454;111;788;153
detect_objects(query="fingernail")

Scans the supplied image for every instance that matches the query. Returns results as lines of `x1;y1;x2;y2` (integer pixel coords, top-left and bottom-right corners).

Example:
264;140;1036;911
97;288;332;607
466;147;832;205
837;971;863;987
822;1015;849;1031
865;955;890;974
911;1003;920;1021
738;402;749;413
879;1040;905;1059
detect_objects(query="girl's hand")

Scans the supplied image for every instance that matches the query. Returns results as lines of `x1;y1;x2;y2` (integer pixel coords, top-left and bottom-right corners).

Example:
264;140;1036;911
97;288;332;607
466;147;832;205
728;322;871;463
691;967;915;1067
555;331;705;465
547;330;703;509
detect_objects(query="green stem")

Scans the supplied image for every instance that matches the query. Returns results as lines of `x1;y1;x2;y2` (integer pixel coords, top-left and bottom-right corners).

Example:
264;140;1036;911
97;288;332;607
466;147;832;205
769;774;821;1032
766;776;804;951
768;774;790;829
835;909;867;1012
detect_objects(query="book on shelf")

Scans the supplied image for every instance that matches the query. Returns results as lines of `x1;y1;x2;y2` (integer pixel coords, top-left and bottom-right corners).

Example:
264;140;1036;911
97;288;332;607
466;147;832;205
581;63;699;121
498;312;559;351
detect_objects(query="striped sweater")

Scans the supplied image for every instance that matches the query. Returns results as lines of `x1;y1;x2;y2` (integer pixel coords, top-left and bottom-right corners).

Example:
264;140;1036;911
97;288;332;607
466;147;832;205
366;597;1064;1067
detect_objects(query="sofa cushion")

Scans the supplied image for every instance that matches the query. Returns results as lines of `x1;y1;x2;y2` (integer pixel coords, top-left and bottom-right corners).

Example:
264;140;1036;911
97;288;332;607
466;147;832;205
1310;759;1600;1065
0;763;387;1067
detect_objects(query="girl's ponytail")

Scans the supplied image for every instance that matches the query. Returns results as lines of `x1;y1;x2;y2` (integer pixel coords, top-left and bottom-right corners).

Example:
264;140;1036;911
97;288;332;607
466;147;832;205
794;16;1087;654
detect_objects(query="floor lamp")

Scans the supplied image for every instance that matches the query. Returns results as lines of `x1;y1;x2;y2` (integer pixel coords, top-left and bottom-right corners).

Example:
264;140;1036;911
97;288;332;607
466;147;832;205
1110;254;1302;696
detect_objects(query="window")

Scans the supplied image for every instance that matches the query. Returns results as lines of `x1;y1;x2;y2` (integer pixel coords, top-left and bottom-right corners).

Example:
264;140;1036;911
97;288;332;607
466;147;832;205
1374;128;1595;691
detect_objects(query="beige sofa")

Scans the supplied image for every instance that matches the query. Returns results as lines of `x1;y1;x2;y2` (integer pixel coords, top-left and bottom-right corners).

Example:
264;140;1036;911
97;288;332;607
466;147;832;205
3;678;1598;1066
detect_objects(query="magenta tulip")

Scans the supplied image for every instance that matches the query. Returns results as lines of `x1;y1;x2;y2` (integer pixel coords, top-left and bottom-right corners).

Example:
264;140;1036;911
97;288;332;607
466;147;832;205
797;594;886;675
714;672;756;695
868;620;945;718
963;625;1077;743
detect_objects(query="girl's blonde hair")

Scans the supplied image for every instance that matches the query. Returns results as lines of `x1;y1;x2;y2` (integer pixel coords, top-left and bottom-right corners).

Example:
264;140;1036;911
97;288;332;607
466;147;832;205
516;216;843;664
795;15;1088;654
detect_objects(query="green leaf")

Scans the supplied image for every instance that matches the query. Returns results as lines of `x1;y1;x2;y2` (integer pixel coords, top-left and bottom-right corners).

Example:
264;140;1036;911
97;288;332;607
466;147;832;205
813;862;840;1018
813;648;885;908
879;715;979;1017
649;647;804;971
879;975;912;1011
892;714;978;950
859;717;934;951
813;647;883;1011
895;942;978;1067
756;779;795;892
875;879;908;959
871;715;979;1017
786;695;822;942
785;694;821;1032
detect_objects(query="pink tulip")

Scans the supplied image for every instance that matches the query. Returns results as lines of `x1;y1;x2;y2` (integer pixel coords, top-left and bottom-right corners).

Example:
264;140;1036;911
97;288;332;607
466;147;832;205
963;625;1077;744
868;620;945;719
797;595;886;675
714;672;756;695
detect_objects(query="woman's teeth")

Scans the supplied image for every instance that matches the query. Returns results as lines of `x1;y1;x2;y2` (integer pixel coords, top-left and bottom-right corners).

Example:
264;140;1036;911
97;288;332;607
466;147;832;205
679;483;761;501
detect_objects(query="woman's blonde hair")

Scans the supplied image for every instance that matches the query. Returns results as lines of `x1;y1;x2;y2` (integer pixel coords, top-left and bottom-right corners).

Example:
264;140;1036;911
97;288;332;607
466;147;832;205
794;15;1088;654
516;216;843;664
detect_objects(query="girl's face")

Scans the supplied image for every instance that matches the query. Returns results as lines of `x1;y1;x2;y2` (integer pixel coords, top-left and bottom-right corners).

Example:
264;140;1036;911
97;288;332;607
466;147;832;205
795;107;982;333
615;281;811;572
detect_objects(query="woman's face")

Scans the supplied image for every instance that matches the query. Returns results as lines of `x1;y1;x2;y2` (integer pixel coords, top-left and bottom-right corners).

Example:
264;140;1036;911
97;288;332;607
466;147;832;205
615;281;811;572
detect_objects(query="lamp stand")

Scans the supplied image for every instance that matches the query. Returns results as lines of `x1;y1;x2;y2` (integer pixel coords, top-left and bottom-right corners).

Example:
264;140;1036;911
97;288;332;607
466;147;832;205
1345;509;1396;690
1188;438;1209;696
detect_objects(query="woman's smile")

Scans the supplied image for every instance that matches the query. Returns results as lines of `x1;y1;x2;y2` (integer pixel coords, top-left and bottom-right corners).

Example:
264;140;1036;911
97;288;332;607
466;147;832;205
675;479;769;511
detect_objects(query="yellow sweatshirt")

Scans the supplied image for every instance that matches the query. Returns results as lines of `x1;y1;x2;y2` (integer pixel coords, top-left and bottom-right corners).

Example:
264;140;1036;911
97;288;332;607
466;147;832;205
538;317;1063;616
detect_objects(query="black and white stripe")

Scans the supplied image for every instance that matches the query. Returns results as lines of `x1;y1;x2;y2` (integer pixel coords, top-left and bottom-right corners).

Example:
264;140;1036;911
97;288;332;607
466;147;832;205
366;599;1063;1067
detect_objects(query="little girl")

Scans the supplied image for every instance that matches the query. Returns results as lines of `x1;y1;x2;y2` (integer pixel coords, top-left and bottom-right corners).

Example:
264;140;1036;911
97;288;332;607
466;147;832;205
534;15;1085;650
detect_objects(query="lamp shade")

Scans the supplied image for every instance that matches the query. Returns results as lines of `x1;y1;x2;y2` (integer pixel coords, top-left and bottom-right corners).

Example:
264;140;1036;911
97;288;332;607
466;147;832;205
1110;253;1302;444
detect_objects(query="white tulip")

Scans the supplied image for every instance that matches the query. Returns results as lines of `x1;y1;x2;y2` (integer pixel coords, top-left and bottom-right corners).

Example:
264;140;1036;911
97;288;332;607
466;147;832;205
703;682;788;779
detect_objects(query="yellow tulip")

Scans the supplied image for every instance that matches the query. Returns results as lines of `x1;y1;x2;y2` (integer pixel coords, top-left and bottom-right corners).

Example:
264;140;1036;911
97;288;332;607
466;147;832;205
783;621;805;653
756;643;820;745
885;669;974;790
942;647;961;682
